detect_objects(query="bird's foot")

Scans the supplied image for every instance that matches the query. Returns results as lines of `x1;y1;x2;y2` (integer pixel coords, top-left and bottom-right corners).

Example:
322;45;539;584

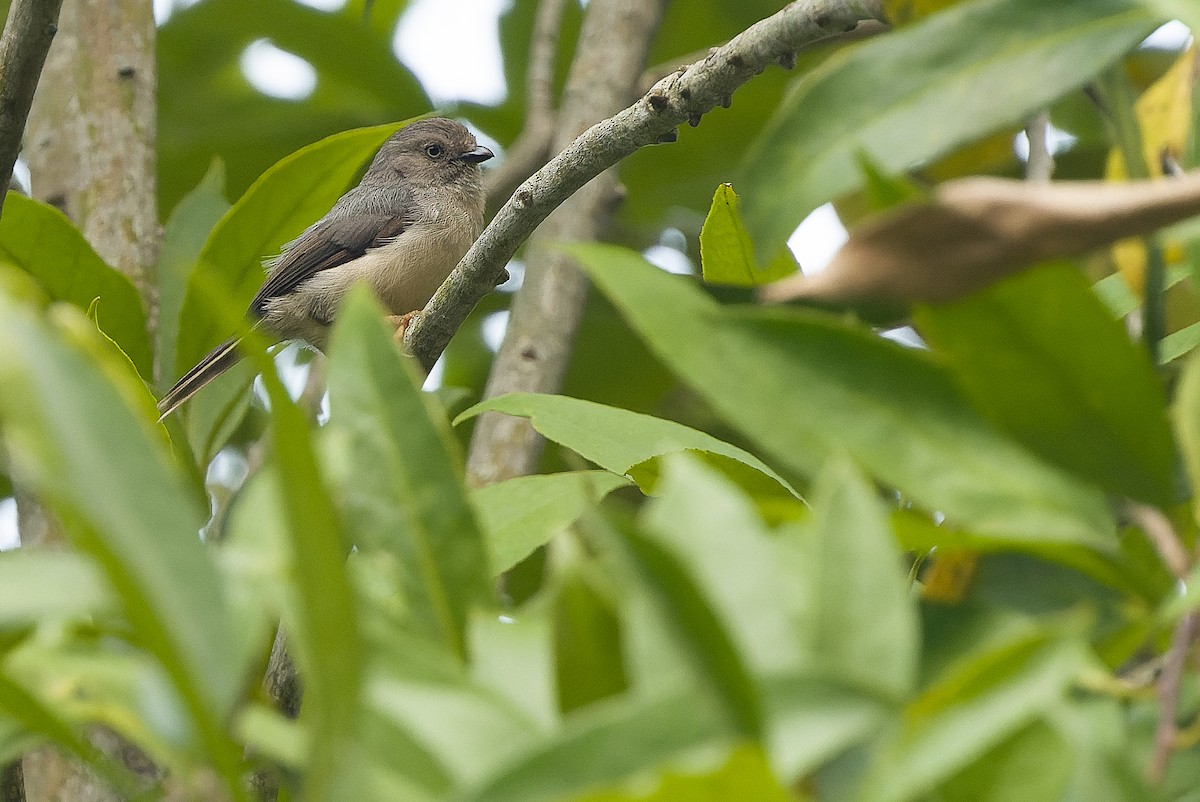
386;311;421;345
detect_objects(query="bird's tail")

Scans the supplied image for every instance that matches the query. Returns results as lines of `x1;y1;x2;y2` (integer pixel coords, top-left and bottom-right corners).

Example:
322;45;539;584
157;338;243;421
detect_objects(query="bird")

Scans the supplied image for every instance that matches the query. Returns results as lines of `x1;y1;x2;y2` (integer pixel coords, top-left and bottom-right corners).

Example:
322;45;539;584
157;118;494;419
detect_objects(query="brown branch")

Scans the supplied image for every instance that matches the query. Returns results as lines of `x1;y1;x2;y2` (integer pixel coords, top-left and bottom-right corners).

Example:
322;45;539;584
1127;502;1191;582
1025;110;1054;183
484;0;567;207
1150;611;1199;783
0;0;64;220
465;0;668;486
405;0;886;372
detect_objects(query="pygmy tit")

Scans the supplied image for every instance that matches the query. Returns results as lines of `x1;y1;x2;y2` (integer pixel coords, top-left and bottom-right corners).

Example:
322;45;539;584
158;118;494;418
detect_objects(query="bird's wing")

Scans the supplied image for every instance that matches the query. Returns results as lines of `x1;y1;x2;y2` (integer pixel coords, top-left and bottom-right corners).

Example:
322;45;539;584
249;212;411;317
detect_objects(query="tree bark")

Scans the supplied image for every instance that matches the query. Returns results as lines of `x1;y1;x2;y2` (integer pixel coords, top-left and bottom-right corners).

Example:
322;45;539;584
465;0;667;485
0;0;64;216
18;0;158;799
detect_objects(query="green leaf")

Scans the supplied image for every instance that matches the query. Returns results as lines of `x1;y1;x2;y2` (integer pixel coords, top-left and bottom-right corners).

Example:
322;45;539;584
256;340;362;801
807;458;919;700
764;675;890;781
0;550;114;628
459;689;731;802
366;660;541;789
741;0;1159;259
157;160;230;394
1174;348;1200;523
615;519;763;739
573;743;791;802
553;570;629;714
858;623;1088;802
573;244;1115;550
938;720;1073;802
473;470;630;575
158;0;426;213
457;393;798;498
642;457;807;676
173;120;408;380
699;184;798;286
326;286;489;659
915;264;1175;507
0;193;152;377
0;292;243;780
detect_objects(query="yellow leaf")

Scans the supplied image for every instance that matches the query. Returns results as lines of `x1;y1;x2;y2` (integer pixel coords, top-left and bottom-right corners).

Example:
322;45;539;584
1108;45;1196;294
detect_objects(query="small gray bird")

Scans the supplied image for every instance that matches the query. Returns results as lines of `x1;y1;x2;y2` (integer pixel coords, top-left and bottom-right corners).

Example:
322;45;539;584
158;118;493;418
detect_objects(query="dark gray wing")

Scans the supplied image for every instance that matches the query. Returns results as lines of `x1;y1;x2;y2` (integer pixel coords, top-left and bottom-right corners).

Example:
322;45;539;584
249;212;411;317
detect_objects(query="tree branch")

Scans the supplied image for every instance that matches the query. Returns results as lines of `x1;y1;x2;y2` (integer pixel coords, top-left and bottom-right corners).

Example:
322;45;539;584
484;0;567;207
465;0;667;485
405;0;886;371
0;0;64;219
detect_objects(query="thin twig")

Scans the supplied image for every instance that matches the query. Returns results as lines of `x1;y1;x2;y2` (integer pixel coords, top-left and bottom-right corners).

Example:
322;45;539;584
1150;610;1198;782
484;0;568;207
0;0;64;220
1127;502;1191;581
405;0;886;371
1024;110;1053;183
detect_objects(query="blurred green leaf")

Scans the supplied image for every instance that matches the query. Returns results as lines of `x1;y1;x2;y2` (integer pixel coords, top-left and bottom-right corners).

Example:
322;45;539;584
808;458;919;701
1174;348;1200;522
553;570;629;714
469;606;558;729
573;743;791;802
858;623;1088;802
256;336;361;801
938;719;1072;802
366;660;541;790
458;392;798;497
573;244;1115;550
699;184;798;287
0;193;152;377
616;519;763;739
173;120;408;381
459;689;731;802
158;0;424;213
473;470;630;575
741;0;1159;259
764;675;890;782
0;293;243;781
157;161;230;394
327;287;489;659
915;264;1175;507
0;550;114;628
643;457;806;676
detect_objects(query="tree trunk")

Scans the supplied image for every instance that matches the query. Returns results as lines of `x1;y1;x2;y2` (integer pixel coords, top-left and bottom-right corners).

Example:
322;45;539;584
466;0;667;485
18;0;158;798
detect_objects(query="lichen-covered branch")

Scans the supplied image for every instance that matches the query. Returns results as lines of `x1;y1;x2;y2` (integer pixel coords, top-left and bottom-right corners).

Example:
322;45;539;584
405;0;886;370
0;0;64;218
465;0;667;486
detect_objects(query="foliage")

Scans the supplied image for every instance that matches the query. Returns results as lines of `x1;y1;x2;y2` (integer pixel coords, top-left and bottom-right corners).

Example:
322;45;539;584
2;1;1200;801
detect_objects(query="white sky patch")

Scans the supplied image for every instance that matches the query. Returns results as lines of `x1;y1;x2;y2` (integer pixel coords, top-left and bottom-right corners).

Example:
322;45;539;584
1013;124;1078;162
1142;20;1191;50
481;309;510;352
788;203;848;275
241;39;318;101
394;0;510;106
295;0;348;11
0;498;16;550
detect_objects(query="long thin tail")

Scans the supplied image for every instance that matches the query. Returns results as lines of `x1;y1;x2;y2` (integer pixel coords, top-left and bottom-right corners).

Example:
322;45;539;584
157;338;243;420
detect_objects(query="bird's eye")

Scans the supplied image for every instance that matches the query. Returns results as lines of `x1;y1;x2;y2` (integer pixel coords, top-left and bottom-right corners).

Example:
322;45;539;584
424;143;444;159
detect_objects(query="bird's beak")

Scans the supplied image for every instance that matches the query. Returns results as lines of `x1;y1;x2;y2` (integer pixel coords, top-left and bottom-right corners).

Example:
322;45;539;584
461;145;494;164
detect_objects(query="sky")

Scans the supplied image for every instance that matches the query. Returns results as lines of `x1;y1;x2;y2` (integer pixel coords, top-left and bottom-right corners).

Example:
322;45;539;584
0;6;1191;548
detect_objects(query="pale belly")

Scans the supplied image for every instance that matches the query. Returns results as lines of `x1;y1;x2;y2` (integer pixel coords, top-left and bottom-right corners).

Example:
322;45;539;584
260;220;476;351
